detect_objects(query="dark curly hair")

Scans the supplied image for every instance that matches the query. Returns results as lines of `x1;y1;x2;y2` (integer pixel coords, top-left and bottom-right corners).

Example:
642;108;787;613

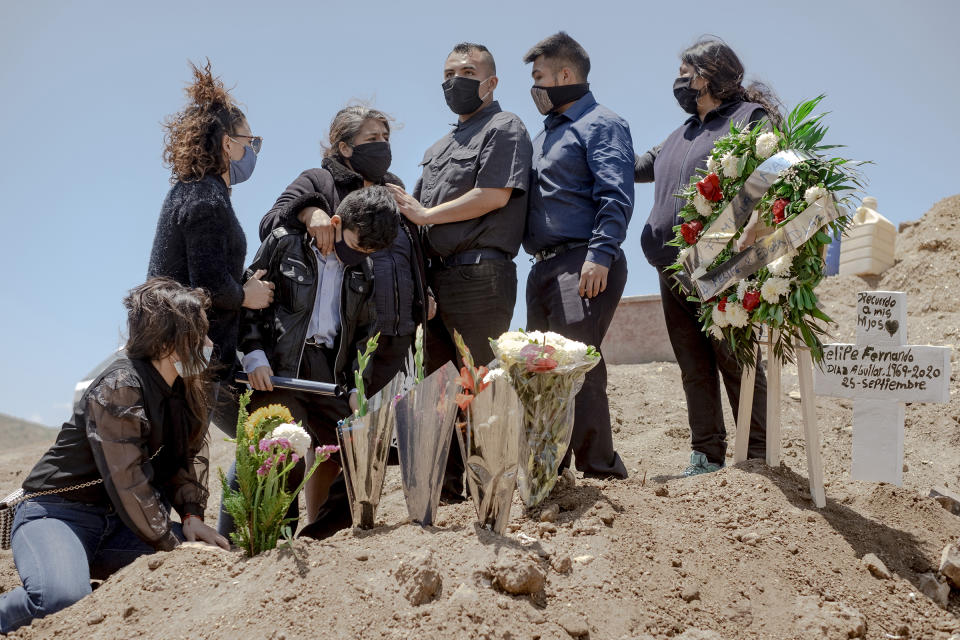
162;60;246;183
681;38;782;129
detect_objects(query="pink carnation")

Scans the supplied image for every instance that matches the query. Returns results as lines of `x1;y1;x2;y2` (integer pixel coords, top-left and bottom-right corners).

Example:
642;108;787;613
315;444;340;457
257;458;273;476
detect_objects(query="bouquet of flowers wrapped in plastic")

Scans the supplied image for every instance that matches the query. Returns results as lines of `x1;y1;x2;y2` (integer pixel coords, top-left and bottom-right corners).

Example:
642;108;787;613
392;327;459;527
668;96;866;365
490;330;600;508
453;332;522;534
337;333;397;529
220;391;337;556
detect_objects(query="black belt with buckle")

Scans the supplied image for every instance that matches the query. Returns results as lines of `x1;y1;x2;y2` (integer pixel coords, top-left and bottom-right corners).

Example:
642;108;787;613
427;248;511;269
534;241;588;263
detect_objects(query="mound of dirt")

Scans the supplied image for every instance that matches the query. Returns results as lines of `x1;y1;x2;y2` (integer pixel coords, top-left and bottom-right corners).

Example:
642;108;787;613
1;197;959;639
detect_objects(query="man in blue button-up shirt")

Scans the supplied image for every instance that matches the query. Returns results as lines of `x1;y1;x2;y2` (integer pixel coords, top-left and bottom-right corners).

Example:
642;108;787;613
523;32;633;479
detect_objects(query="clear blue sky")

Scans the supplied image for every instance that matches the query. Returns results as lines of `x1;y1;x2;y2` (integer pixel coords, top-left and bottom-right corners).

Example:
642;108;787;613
2;1;957;426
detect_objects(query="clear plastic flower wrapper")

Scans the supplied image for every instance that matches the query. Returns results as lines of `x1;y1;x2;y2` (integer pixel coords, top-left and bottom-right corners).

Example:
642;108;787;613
336;333;396;529
393;361;459;526
455;373;523;534
336;386;396;529
490;330;600;508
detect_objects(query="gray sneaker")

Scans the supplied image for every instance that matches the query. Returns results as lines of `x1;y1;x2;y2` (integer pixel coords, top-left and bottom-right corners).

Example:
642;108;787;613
683;451;724;476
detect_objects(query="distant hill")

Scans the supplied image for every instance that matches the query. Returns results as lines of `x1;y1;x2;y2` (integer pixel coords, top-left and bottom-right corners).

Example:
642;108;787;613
0;412;57;447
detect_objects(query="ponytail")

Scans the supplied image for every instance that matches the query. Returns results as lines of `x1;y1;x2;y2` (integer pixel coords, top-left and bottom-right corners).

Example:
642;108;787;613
162;59;246;183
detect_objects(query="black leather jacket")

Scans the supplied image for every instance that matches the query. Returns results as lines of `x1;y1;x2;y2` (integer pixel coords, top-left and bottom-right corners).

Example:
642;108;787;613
22;356;208;551
239;228;376;392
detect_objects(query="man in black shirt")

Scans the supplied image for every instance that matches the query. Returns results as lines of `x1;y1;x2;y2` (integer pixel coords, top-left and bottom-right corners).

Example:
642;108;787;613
389;42;533;500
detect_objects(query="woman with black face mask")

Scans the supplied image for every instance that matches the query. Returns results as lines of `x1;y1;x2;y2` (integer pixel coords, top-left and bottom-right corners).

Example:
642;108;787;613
634;38;782;477
255;106;432;538
259;106;432;399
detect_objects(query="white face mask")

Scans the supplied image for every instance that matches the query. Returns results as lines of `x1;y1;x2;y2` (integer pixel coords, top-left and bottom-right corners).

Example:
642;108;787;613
174;345;214;378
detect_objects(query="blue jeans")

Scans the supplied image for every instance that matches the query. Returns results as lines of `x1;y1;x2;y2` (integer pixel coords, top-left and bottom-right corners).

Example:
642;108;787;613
0;496;183;634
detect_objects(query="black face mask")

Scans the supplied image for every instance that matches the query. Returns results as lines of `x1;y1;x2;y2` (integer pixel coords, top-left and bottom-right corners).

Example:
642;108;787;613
442;76;489;115
530;83;590;115
347;141;391;182
673;76;700;115
334;237;368;267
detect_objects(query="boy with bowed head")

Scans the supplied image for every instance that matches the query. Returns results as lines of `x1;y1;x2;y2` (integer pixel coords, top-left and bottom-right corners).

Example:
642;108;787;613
232;186;398;535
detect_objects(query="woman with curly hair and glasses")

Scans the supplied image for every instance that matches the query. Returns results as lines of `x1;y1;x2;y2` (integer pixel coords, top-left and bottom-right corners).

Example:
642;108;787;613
0;278;229;634
148;60;275;394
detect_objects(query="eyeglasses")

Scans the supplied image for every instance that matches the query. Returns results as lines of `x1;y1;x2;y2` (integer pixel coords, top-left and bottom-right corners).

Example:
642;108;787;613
229;134;262;154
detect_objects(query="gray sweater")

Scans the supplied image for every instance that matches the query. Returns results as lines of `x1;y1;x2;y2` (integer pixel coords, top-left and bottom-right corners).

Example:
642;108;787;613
636;100;764;266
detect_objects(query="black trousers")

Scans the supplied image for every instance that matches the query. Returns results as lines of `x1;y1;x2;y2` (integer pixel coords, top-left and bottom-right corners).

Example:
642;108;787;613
425;259;518;495
526;247;629;478
248;344;351;451
657;267;767;464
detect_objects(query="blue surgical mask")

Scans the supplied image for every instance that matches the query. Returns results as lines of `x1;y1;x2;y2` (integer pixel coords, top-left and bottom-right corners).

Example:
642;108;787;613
229;144;257;185
174;345;214;378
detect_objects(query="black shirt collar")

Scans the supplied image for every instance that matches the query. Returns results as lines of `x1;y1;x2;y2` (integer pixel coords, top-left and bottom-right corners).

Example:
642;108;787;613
323;156;364;191
685;99;743;126
453;100;502;132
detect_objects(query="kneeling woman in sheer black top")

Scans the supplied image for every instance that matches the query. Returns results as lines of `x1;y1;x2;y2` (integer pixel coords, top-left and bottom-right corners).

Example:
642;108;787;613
0;278;227;634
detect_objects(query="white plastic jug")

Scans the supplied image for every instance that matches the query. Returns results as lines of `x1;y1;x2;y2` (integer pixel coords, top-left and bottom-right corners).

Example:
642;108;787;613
839;197;896;276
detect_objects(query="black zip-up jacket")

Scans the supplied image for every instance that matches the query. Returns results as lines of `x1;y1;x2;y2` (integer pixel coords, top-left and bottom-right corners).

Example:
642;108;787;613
239;225;376;393
22;356;208;551
259;158;429;336
635;100;765;266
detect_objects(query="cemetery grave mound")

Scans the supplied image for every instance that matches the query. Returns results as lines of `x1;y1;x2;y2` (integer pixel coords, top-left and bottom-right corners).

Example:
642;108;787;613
2;195;959;638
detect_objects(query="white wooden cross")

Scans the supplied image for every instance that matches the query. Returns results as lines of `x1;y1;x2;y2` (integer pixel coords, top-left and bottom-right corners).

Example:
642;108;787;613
733;331;826;507
812;291;951;486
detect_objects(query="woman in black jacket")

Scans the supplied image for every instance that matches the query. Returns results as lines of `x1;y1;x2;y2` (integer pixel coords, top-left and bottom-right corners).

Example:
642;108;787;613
0;278;228;634
635;38;781;476
256;106;432;536
259;106;432;395
147;60;274;394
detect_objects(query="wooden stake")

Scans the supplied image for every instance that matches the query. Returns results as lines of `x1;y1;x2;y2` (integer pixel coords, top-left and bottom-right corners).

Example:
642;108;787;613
765;330;782;467
796;347;826;508
733;339;759;464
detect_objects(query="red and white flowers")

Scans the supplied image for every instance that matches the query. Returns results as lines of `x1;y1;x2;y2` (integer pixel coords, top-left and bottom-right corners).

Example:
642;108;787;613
665;96;865;365
490;330;600;508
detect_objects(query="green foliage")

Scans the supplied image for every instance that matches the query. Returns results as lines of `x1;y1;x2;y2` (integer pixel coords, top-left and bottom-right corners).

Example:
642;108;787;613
219;390;334;557
353;332;380;417
414;324;425;383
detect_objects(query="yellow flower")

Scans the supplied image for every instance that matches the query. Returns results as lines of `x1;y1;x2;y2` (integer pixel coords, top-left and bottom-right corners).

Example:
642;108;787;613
244;404;295;439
